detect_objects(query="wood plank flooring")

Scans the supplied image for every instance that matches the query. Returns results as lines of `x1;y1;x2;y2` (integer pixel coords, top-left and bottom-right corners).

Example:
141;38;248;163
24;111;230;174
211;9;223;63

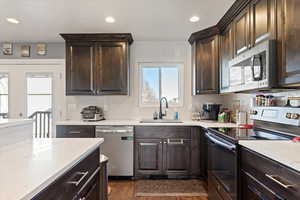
108;180;208;200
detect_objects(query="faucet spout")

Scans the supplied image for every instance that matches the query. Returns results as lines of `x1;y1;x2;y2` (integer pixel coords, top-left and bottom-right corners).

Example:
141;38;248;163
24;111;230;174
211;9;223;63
159;97;169;119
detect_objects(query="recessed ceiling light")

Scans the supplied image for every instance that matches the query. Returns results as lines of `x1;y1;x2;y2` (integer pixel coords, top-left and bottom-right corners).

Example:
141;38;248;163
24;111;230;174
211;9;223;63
105;16;115;23
6;18;20;24
189;16;200;23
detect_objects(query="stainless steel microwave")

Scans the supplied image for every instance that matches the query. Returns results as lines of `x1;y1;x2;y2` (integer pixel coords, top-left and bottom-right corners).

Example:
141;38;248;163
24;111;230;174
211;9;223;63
227;40;277;93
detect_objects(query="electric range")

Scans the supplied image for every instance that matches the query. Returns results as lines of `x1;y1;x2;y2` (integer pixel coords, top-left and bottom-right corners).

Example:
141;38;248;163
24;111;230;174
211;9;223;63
206;106;300;200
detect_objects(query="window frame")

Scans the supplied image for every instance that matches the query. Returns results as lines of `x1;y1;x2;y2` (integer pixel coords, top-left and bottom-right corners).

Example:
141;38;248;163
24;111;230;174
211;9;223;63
138;62;184;107
0;73;9;118
25;72;54;117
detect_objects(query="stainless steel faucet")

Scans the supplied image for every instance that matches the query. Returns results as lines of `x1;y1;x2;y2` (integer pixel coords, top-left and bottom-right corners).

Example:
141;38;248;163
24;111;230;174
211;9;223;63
159;97;168;119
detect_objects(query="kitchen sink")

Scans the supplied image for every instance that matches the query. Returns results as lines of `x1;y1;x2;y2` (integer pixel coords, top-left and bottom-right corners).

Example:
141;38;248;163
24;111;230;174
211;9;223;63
140;119;183;123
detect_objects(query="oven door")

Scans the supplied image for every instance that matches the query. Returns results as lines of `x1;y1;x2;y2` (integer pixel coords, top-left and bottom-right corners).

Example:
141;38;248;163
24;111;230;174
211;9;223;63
206;131;237;200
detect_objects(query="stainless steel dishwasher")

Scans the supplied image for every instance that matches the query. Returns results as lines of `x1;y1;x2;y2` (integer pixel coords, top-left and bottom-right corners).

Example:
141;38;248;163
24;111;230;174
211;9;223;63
96;126;134;177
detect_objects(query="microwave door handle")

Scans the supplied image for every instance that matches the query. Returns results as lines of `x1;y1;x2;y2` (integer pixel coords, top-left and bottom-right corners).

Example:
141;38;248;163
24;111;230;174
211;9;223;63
205;133;236;151
251;55;263;81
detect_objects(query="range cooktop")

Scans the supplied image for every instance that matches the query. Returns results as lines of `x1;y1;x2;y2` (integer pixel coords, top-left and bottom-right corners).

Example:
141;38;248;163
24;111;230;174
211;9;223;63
208;127;294;142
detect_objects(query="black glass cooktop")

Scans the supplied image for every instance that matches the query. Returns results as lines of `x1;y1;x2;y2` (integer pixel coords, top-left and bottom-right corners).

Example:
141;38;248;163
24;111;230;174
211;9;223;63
208;127;293;141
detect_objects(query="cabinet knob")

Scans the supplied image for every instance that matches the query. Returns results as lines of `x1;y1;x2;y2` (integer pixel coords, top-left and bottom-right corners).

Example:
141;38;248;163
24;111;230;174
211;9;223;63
291;113;300;119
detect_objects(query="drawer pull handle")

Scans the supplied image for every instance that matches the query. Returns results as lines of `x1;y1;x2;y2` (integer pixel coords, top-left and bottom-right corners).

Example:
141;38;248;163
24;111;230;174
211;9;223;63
265;174;294;189
167;139;184;145
68;171;89;186
69;131;81;134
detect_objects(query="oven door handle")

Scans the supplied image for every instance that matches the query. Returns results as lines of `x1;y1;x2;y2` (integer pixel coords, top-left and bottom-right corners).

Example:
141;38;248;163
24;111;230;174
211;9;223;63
205;133;236;151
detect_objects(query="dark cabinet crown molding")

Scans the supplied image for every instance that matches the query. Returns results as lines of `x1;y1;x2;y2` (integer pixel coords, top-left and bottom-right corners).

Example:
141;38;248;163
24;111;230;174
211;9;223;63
188;26;219;44
60;33;134;44
188;0;251;44
217;0;251;32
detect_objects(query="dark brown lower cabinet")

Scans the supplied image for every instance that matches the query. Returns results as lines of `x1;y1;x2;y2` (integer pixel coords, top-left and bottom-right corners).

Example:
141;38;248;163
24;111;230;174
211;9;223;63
76;171;100;200
135;139;163;175
241;147;300;200
135;138;191;177
32;148;100;200
164;139;191;176
134;126;199;178
241;170;283;200
208;172;224;200
56;125;95;138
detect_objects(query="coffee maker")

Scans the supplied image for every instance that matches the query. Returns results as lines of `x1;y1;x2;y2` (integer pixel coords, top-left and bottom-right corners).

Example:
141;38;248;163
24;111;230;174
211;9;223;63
201;103;221;120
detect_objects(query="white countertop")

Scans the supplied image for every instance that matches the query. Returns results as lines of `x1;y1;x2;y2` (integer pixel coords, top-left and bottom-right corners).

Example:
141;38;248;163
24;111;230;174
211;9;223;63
0;138;104;200
56;119;237;129
239;140;300;172
0;119;33;129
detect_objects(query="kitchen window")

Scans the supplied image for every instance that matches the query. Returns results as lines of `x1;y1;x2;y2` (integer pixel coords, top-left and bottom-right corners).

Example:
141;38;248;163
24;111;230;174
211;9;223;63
139;63;183;106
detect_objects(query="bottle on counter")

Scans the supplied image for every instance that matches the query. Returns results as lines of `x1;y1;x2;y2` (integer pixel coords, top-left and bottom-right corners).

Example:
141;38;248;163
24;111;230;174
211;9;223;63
153;111;158;120
174;111;180;120
237;111;247;125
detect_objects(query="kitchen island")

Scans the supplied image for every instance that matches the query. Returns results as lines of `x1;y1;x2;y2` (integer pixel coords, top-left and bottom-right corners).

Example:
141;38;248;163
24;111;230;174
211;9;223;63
0;138;104;200
239;140;300;200
0;119;34;147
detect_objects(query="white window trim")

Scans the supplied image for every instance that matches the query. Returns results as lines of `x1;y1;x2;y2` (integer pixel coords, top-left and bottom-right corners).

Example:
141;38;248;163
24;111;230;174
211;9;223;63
0;73;9;117
138;62;184;108
25;72;53;117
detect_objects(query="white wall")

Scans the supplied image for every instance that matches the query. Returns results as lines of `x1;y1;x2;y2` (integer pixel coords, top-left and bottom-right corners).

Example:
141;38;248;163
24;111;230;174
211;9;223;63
66;41;195;120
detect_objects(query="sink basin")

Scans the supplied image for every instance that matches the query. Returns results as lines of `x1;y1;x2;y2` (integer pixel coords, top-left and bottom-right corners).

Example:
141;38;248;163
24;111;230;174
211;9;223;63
140;119;183;123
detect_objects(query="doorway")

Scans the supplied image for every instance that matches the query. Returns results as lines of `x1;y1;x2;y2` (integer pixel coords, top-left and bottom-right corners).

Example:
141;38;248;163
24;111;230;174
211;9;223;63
0;59;65;138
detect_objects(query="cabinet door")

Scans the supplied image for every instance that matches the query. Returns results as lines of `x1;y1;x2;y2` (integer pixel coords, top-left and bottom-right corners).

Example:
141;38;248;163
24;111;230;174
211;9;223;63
66;42;95;95
250;0;276;46
234;7;250;55
95;42;129;95
164;139;191;176
220;26;233;93
279;0;300;86
135;139;163;175
193;36;219;94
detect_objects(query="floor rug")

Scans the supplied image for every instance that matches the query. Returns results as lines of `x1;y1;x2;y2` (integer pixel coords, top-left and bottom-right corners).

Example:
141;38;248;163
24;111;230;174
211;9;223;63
135;179;208;197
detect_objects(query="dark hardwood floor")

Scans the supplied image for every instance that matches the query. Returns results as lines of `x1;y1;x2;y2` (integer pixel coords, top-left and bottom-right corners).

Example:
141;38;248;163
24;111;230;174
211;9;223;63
108;180;208;200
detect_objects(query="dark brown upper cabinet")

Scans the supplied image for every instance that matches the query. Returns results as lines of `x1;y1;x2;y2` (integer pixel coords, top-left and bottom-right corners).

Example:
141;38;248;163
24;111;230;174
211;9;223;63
277;0;300;86
95;42;129;95
189;26;219;95
60;33;133;96
194;36;219;95
234;7;251;55
65;42;96;95
250;0;276;46
219;25;234;93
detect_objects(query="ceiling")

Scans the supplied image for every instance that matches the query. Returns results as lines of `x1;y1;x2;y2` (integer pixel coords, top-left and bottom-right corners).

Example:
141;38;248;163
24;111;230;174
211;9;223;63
0;0;234;42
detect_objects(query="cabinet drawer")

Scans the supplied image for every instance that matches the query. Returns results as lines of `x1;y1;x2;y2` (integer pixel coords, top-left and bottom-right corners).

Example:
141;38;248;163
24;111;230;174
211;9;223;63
241;147;300;200
135;126;191;139
208;172;231;200
242;170;285;200
33;148;100;200
56;125;95;138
